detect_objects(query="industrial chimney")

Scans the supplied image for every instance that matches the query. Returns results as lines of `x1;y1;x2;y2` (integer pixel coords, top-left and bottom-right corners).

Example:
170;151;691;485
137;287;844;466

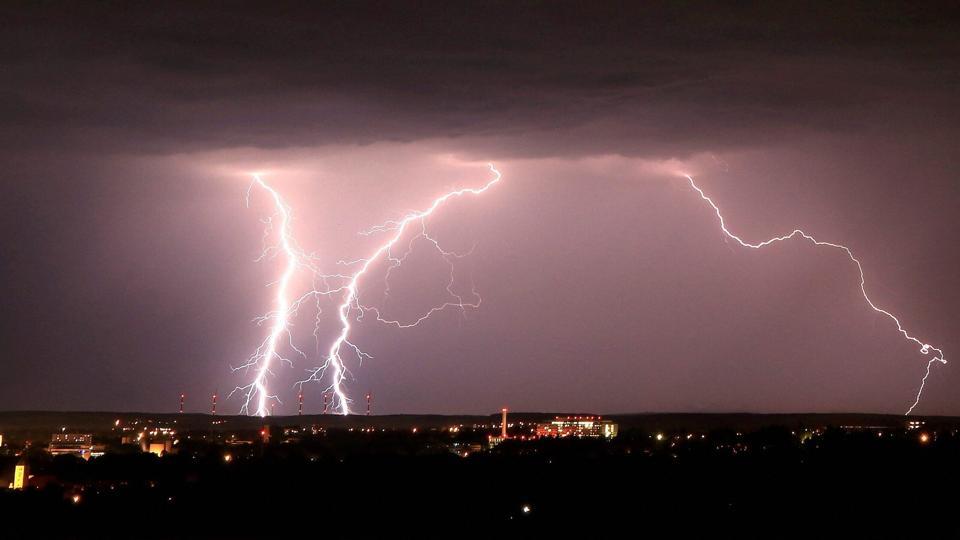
501;408;509;439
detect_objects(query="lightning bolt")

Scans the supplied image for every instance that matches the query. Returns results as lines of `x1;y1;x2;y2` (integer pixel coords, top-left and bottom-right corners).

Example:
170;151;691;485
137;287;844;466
231;174;316;417
234;164;501;416
233;165;926;416
683;174;946;415
298;163;503;414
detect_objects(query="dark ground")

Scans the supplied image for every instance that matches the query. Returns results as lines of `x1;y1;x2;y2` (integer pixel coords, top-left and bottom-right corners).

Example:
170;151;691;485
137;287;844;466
0;412;957;538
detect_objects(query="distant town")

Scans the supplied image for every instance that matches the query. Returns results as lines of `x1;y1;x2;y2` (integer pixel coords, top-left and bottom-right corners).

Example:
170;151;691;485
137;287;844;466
2;410;958;537
3;408;625;487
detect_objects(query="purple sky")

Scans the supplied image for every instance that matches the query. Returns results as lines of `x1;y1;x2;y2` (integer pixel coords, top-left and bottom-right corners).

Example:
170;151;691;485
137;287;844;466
1;2;958;415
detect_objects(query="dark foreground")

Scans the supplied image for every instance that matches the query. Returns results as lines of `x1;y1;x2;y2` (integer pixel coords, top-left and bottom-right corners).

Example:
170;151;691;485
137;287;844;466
0;413;957;539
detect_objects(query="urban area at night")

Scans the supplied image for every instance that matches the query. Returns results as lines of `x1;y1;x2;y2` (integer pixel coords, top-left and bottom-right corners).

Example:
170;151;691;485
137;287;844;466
3;408;960;537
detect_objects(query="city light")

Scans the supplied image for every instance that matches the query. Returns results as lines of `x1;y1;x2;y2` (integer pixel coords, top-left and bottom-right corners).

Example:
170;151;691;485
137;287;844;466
12;464;25;490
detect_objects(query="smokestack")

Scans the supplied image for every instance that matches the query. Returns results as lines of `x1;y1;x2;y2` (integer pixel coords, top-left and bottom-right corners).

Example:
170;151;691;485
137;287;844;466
298;392;303;416
179;393;184;414
501;408;508;439
211;393;217;416
366;393;372;416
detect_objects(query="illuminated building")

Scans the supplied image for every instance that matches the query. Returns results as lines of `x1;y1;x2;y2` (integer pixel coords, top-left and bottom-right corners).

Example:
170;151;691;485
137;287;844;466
536;416;618;439
122;427;177;456
49;433;96;460
148;441;174;456
448;442;484;457
487;435;505;449
12;462;26;489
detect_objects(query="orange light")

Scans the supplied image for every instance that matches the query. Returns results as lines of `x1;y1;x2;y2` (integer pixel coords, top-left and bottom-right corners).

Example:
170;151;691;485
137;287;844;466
919;433;930;444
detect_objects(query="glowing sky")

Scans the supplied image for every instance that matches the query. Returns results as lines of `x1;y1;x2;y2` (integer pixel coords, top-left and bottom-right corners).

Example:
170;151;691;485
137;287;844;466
1;3;957;414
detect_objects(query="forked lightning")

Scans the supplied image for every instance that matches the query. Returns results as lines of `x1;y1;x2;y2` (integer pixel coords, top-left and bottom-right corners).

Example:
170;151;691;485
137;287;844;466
237;164;502;416
683;173;945;414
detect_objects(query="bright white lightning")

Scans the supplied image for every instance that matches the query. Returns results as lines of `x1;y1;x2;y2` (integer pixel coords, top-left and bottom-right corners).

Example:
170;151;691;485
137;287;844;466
298;163;503;414
683;174;946;415
232;174;314;417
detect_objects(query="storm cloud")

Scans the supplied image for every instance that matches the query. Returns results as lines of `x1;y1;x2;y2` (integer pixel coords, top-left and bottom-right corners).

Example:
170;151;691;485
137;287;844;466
1;2;958;415
3;1;958;158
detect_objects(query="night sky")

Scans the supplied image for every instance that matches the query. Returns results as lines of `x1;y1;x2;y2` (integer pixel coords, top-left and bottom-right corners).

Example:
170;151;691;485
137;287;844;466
2;2;958;415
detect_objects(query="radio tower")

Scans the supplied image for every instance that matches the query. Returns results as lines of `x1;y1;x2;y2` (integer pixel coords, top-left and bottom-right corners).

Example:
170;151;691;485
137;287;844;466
298;392;304;416
179;393;184;414
211;393;217;416
323;393;329;415
366;393;372;416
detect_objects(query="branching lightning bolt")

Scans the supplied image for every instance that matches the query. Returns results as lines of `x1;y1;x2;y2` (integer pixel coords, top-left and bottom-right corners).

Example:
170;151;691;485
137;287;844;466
297;163;502;414
235;164;501;416
231;175;318;417
233;165;931;416
683;174;946;415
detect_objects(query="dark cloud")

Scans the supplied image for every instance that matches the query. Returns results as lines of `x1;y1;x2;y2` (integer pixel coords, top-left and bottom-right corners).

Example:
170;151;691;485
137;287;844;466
2;1;958;157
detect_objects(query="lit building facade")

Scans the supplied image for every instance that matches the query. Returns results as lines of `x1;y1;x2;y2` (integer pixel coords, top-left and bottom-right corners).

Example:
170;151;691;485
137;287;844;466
121;425;178;456
12;463;26;489
49;433;96;460
147;441;174;456
536;416;618;439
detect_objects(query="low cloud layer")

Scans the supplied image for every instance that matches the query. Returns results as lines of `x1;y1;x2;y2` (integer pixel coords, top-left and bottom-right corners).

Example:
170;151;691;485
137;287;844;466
3;2;958;158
